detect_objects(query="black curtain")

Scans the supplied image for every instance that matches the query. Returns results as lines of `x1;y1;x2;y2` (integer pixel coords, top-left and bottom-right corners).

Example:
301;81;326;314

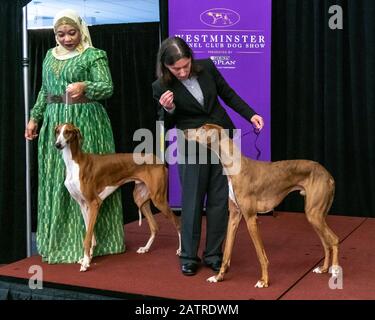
27;28;53;232
89;23;160;152
90;23;161;223
272;0;375;217
27;23;160;230
0;0;31;263
159;0;169;40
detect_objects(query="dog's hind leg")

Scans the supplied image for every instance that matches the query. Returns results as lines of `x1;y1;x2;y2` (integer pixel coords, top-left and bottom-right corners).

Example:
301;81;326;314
320;222;340;277
304;188;340;275
133;182;159;253
151;196;181;255
306;209;340;275
207;199;242;283
137;200;159;253
149;175;181;255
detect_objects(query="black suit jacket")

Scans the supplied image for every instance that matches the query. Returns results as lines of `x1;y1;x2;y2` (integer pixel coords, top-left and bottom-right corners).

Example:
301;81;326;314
152;58;256;131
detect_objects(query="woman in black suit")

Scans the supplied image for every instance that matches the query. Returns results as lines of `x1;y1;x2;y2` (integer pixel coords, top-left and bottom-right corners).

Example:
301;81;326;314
152;36;264;276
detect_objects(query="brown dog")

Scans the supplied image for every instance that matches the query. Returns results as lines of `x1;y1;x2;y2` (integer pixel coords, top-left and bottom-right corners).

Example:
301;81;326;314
55;123;181;271
185;124;340;288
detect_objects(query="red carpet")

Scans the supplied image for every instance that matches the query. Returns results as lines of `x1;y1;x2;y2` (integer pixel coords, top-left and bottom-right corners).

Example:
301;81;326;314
0;212;373;300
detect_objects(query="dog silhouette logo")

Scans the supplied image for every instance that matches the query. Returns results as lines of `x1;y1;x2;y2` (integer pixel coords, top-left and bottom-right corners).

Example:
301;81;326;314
200;8;240;28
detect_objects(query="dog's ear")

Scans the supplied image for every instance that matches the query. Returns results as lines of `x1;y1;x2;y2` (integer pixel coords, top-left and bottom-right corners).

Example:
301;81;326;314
54;124;62;136
74;127;83;144
77;130;83;144
73;127;80;136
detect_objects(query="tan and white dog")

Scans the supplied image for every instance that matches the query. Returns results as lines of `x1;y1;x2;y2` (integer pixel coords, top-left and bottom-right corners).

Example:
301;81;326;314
186;124;340;288
55;123;181;271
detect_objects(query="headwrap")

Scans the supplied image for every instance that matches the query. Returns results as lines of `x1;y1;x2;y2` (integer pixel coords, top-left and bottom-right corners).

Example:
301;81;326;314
52;9;93;60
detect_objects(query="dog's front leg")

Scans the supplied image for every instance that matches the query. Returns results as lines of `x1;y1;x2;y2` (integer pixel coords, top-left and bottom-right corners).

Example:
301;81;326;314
207;200;242;283
80;199;101;272
77;202;96;263
77;202;89;265
245;215;269;288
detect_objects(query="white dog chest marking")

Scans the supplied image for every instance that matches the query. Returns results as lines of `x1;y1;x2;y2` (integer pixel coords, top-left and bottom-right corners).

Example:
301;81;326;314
63;149;85;205
228;178;239;208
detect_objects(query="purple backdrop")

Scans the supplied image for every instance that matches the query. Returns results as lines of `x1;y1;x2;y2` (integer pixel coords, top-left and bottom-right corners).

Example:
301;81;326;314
168;0;271;208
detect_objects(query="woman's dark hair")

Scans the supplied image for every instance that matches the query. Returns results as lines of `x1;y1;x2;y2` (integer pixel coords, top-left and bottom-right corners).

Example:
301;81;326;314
156;36;201;85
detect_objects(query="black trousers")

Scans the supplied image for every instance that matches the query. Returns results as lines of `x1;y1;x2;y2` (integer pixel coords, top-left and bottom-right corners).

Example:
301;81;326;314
177;146;229;265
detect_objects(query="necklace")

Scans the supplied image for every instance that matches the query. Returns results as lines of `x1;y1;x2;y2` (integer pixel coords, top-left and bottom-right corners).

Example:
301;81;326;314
50;58;68;78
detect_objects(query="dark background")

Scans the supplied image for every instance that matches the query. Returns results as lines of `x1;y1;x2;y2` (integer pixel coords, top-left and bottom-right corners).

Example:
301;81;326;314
1;0;374;263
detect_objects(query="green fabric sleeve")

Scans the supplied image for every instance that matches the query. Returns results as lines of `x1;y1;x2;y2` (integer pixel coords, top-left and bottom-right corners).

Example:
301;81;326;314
30;84;47;123
84;49;114;100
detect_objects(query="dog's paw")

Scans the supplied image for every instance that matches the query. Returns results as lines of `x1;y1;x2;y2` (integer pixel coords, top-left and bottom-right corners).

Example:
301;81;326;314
312;266;323;274
80;265;88;272
313;266;328;274
137;246;149;254
254;280;268;288
207;276;218;283
79;255;90;272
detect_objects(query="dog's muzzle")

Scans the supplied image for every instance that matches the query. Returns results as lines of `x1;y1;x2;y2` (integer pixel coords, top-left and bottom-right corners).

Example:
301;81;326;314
55;142;63;150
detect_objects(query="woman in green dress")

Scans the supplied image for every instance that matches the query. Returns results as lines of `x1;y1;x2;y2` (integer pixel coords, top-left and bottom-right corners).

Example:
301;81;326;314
24;9;125;264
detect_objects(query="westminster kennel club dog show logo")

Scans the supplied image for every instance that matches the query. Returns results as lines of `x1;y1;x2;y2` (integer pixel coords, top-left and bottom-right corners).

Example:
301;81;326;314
174;7;267;71
200;8;241;27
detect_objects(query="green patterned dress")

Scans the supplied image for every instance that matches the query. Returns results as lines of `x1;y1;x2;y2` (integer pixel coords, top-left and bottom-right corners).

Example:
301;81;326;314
30;47;125;263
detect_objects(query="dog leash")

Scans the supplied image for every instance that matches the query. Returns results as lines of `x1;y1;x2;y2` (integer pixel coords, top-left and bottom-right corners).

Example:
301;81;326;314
253;127;261;160
242;127;261;160
64;90;70;123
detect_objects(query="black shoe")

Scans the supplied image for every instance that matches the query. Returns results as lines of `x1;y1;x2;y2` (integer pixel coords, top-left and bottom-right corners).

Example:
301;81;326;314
181;263;198;276
204;261;222;272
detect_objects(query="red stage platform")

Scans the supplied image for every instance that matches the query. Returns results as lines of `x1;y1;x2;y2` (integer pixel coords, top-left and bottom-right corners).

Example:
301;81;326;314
0;212;374;300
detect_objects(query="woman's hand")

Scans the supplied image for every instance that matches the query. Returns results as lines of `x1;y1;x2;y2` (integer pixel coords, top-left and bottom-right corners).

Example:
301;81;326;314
66;82;86;99
25;119;38;140
250;114;264;131
159;90;175;111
